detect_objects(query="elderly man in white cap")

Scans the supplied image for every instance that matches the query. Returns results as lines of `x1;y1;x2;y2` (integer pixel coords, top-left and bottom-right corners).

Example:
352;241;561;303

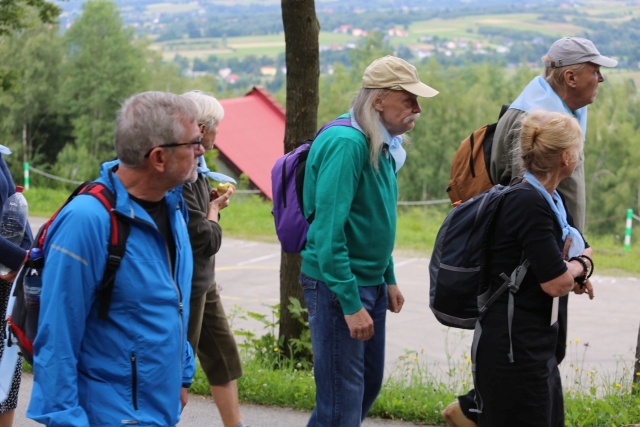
443;37;617;427
298;56;438;426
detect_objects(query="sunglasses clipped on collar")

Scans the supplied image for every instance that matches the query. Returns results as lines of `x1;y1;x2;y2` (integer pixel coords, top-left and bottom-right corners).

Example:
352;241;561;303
144;136;203;158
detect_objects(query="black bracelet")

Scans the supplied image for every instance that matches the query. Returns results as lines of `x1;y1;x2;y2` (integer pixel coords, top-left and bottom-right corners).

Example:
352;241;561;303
578;254;594;278
568;256;588;287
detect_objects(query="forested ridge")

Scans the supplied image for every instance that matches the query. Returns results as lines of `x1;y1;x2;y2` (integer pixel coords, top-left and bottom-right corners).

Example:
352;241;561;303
1;0;638;237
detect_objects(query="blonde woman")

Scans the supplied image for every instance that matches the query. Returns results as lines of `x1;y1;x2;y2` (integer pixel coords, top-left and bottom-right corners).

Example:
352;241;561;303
473;110;594;426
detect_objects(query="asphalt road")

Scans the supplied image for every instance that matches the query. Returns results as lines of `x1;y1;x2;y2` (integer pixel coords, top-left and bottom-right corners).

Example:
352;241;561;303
11;218;640;426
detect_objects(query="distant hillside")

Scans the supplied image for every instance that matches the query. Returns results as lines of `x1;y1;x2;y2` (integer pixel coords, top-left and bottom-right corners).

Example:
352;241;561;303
54;0;640;88
57;0;553;12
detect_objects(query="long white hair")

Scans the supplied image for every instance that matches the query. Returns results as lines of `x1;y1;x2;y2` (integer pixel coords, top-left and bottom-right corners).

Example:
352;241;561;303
351;88;410;170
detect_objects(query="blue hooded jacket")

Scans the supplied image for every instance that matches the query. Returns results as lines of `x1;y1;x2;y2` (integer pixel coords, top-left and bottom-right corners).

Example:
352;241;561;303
28;160;196;426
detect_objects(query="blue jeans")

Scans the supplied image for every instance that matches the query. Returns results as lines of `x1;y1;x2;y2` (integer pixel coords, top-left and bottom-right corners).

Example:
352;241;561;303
300;274;388;427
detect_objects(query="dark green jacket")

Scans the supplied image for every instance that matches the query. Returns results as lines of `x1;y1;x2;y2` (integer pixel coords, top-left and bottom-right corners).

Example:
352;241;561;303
182;174;222;298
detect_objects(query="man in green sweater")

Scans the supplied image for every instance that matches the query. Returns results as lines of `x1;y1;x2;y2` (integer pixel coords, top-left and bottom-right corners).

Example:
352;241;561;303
300;56;439;426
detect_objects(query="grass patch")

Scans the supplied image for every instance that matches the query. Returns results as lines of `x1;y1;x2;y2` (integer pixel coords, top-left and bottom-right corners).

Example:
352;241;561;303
151;31;353;62
23;186;74;217
223;194;279;243
395;205;447;255
187;340;640;426
405;13;585;42
146;2;199;13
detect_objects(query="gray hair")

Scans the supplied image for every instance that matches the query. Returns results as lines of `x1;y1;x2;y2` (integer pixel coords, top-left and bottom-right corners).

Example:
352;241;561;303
181;90;225;132
541;54;588;89
115;91;199;167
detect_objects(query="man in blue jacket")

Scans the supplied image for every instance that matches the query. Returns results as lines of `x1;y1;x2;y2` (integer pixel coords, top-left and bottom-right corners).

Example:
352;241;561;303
27;91;200;426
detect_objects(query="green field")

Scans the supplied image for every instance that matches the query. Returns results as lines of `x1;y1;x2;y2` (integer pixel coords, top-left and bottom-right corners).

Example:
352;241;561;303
151;32;353;61
406;13;584;41
579;0;640;16
146;2;201;13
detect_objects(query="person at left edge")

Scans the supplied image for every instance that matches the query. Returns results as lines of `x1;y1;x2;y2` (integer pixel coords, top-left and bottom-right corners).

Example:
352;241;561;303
27;91;199;426
0;144;33;427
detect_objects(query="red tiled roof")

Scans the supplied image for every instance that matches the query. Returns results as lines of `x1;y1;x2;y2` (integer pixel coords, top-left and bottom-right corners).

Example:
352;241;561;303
216;86;285;200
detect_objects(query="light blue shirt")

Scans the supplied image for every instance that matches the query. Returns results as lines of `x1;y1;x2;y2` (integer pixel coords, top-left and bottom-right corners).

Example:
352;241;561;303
348;109;406;172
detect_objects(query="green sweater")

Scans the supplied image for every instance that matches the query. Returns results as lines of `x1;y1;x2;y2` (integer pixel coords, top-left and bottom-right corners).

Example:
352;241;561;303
301;116;398;315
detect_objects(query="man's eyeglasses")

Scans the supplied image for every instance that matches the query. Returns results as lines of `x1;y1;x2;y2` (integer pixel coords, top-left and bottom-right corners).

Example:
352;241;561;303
144;137;203;158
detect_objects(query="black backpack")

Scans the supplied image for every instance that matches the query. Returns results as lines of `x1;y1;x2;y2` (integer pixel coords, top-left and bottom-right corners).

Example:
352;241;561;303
7;181;130;365
429;184;530;331
431;183;538;414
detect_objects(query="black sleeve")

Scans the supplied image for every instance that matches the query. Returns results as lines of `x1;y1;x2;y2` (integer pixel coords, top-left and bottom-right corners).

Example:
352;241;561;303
497;187;567;284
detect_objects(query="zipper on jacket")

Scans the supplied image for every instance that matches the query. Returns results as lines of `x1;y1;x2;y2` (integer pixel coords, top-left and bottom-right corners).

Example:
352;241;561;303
130;206;187;386
130;352;138;410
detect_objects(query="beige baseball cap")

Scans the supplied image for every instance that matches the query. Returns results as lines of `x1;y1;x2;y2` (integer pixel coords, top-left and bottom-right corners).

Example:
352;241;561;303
362;56;439;98
544;37;618;68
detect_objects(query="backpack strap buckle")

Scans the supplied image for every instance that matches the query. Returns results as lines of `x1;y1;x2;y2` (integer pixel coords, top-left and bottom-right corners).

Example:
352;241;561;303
106;254;122;272
506;259;531;294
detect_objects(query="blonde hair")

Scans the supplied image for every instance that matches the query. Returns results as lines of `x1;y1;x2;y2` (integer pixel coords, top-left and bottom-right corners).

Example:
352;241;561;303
181;90;224;132
518;110;583;178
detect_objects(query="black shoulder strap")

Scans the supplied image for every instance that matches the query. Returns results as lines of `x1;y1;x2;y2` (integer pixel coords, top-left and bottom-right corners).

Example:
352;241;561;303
77;182;131;320
499;103;510;120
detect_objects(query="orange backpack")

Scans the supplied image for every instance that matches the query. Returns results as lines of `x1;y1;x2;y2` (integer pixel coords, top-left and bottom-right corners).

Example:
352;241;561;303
446;105;509;204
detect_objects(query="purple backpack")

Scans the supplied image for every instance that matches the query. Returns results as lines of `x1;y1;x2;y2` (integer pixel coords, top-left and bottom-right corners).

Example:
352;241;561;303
271;117;352;253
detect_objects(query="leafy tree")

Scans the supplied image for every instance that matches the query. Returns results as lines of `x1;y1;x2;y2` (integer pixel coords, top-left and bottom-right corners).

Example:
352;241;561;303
316;32;391;126
348;31;391;80
0;0;60;36
0;14;65;183
278;0;319;359
0;0;61;90
56;0;147;180
395;62;535;201
266;67;285;93
584;77;640;235
142;49;219;95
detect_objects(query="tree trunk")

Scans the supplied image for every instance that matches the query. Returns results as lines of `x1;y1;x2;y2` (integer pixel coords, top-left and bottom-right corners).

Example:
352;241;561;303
278;0;319;357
